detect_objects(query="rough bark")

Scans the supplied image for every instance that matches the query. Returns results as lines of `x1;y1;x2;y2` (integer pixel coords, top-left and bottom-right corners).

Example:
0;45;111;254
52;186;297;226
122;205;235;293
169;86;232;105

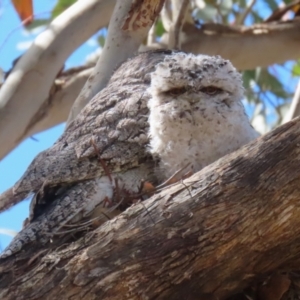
1;116;300;300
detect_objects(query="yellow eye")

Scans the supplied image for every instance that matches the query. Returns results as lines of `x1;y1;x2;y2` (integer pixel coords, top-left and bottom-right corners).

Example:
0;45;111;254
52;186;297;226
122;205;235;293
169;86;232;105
200;86;222;95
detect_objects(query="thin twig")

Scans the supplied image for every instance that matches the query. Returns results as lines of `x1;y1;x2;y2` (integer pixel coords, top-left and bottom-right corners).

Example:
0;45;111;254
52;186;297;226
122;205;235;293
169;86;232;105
90;138;113;182
147;22;157;46
161;0;173;32
180;179;193;200
283;79;300;123
236;0;256;25
169;0;190;49
156;163;191;189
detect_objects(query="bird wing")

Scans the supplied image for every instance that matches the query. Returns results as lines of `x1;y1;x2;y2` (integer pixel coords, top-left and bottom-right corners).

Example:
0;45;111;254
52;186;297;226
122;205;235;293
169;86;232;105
0;50;172;213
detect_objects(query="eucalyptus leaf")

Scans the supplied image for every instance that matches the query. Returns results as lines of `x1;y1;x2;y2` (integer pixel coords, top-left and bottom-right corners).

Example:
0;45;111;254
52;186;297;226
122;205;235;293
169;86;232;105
97;35;106;48
195;4;218;22
292;61;300;77
155;20;165;37
52;0;77;18
262;0;279;11
218;0;233;15
25;19;49;30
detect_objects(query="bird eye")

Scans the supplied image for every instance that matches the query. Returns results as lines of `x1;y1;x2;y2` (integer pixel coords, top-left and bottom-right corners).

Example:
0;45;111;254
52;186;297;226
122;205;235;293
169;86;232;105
165;87;187;96
200;86;222;95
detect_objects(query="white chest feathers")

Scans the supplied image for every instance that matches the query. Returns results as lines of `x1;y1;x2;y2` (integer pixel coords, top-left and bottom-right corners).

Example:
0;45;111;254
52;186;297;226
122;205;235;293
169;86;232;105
147;53;258;179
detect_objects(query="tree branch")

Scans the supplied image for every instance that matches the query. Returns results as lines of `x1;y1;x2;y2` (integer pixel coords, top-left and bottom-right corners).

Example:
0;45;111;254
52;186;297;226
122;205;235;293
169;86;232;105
283;79;300;124
24;67;92;138
66;0;166;125
236;0;257;25
1;19;300;158
179;20;300;69
1;117;300;299
0;0;115;160
161;0;173;32
168;0;190;49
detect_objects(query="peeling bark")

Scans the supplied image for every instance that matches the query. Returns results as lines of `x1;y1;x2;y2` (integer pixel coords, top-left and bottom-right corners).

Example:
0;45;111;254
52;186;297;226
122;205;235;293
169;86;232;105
1;117;300;299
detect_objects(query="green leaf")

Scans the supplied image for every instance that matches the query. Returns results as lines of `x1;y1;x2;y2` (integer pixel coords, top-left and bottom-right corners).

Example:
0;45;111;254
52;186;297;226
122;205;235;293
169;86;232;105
52;0;77;18
243;70;259;105
25;18;49;30
97;35;106;47
262;0;279;11
195;4;218;22
242;70;256;89
155;20;165;37
257;68;290;99
250;10;264;23
237;0;247;8
219;0;233;15
292;61;300;77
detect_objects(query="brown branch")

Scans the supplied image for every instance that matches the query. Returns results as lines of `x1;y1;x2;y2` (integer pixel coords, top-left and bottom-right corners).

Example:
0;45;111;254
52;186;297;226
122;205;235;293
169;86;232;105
2;117;300;299
180;20;300;69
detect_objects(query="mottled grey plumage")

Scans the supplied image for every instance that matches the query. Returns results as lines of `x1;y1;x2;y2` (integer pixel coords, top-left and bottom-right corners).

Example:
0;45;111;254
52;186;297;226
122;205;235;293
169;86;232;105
0;50;258;259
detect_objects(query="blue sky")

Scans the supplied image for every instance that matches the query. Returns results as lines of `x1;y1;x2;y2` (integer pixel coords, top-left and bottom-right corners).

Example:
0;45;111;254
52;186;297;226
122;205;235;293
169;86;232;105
0;0;298;252
0;0;99;251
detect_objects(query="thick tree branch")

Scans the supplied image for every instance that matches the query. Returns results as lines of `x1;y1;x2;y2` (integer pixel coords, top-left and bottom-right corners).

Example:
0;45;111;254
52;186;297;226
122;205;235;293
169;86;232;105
1;19;300;158
180;20;300;69
24;67;92;138
1;117;300;299
0;0;115;160
66;0;166;125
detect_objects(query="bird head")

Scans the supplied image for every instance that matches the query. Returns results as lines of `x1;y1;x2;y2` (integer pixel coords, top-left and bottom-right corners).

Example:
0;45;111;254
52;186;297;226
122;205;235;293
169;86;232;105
148;52;244;117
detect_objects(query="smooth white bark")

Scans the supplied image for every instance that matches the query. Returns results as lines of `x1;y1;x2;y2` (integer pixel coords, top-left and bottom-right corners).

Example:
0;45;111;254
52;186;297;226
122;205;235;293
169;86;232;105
0;0;115;160
67;0;166;125
0;15;300;158
25;68;93;138
283;80;300;124
180;20;300;69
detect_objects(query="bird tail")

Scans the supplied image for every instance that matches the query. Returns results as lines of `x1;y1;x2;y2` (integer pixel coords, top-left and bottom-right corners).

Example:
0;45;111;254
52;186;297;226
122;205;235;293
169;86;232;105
0;187;29;213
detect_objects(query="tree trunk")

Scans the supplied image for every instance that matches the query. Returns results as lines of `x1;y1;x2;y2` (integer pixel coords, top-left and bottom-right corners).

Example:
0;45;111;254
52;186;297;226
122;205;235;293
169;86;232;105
1;117;300;300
